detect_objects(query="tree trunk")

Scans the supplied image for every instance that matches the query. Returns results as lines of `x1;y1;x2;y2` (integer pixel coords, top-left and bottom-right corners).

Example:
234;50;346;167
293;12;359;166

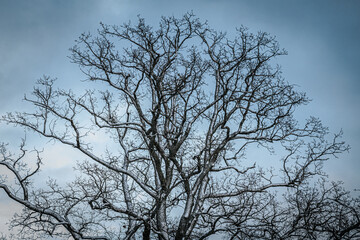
157;200;169;240
143;222;151;240
175;216;190;240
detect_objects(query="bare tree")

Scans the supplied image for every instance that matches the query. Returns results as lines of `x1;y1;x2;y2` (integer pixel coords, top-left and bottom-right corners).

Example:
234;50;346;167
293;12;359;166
1;13;359;239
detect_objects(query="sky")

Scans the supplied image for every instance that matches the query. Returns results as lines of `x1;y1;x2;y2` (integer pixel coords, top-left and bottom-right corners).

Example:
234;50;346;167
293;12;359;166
0;0;359;236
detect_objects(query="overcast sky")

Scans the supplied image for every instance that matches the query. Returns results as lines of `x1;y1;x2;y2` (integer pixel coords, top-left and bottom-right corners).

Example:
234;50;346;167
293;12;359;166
1;0;359;236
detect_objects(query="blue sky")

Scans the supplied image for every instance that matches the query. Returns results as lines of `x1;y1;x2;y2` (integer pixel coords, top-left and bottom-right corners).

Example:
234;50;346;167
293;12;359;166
0;0;360;235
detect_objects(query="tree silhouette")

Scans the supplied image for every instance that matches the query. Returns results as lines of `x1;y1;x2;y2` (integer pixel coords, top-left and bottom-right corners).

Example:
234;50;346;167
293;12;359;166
1;13;359;239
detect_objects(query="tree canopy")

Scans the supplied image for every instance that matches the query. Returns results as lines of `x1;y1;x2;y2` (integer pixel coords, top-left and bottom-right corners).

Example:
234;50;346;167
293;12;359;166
1;13;359;240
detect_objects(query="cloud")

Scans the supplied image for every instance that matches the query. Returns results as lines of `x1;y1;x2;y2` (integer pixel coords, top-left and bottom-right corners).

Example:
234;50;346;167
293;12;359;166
0;195;23;236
